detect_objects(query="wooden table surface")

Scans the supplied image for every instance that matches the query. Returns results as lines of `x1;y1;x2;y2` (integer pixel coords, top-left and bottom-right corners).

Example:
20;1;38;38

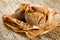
0;0;60;40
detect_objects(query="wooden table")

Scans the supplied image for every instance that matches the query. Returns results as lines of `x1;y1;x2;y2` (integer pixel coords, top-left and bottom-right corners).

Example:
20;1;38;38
0;0;60;40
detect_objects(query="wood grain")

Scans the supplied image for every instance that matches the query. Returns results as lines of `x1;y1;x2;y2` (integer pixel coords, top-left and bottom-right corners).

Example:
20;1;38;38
0;0;60;40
